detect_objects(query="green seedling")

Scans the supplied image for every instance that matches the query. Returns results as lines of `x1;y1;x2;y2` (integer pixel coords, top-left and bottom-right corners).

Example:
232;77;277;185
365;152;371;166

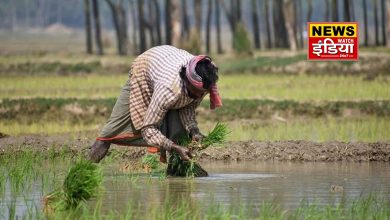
168;122;229;177
141;154;160;171
44;159;103;210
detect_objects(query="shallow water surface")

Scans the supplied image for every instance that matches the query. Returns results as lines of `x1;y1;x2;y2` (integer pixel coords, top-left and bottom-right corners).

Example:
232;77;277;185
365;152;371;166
2;160;389;218
100;161;390;212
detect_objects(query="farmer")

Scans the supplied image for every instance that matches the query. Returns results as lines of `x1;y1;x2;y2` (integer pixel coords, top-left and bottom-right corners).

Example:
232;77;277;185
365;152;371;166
88;45;222;163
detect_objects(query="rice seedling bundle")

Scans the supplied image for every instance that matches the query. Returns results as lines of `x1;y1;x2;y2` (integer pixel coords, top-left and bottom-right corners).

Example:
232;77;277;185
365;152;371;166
44;159;103;211
167;122;229;177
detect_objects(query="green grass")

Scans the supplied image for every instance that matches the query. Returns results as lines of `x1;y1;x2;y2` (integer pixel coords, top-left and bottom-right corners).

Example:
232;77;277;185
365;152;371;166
1;74;389;100
14;194;390;219
0;150;48;198
93;195;389;220
2;116;389;142
218;54;307;73
141;154;160;170
167;123;229;177
2;98;390;125
0;74;127;99
218;74;390;101
0;121;100;136
45;159;103;210
199;116;390;142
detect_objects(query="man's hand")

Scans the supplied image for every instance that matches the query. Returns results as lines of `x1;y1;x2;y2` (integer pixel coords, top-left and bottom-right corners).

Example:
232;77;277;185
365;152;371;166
172;144;193;161
189;127;205;143
191;133;205;143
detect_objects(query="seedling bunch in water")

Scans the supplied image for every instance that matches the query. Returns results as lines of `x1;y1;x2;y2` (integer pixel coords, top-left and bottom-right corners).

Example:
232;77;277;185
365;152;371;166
167;152;208;177
45;159;103;210
168;122;229;177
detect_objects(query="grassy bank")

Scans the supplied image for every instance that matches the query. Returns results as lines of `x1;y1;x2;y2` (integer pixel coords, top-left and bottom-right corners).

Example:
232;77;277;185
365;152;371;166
1;98;389;124
201;116;390;142
1;97;389;142
0;121;99;137
218;74;390;101
2;116;389;142
0;74;127;99
1;74;389;100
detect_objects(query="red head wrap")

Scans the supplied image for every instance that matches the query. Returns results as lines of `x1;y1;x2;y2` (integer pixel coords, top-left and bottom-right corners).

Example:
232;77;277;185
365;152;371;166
186;55;222;110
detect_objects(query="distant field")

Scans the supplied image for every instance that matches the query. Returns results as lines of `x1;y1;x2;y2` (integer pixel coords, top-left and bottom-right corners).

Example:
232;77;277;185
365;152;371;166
216;116;390;142
0;74;128;99
0;121;99;137
1;116;389;142
0;31;86;54
219;74;390;101
1;74;389;101
1;36;389;143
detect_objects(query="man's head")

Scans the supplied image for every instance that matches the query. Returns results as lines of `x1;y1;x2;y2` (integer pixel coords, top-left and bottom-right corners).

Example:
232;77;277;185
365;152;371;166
183;55;222;109
194;59;219;90
182;56;218;99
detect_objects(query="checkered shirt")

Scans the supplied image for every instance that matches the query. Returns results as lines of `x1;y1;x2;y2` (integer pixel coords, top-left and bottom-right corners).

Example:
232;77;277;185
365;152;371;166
129;45;203;151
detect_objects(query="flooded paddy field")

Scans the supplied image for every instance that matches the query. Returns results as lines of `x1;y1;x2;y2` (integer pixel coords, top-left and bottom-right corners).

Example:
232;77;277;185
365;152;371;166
0;138;389;217
101;161;390;210
0;138;389;219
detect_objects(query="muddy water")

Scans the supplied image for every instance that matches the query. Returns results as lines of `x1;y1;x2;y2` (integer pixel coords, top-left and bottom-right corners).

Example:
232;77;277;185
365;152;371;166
100;161;390;213
3;161;390;217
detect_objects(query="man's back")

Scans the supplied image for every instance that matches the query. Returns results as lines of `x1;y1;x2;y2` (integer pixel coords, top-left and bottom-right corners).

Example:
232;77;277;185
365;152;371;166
129;45;196;130
131;45;194;88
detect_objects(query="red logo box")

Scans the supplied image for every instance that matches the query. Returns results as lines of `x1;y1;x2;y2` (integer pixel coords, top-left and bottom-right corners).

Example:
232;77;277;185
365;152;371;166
307;22;358;61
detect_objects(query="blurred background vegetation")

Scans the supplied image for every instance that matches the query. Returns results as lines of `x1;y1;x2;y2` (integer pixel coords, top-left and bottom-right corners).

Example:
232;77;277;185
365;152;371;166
0;0;389;55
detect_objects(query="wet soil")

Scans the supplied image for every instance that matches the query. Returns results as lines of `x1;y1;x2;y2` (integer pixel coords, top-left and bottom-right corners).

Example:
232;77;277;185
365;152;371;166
1;134;389;162
199;140;390;162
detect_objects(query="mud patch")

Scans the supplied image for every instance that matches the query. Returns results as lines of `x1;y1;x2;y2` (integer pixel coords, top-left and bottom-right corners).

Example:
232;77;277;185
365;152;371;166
200;140;390;162
1;135;389;162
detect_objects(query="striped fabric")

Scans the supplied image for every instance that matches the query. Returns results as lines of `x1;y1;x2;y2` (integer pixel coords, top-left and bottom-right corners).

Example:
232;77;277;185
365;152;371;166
129;45;203;151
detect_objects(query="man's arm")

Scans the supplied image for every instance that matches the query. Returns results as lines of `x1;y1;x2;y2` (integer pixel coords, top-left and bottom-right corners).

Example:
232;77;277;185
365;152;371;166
140;84;192;160
140;84;178;151
178;97;204;141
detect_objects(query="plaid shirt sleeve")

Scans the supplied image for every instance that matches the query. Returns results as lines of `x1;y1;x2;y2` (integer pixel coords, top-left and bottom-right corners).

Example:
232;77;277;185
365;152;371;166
178;98;203;133
140;84;179;151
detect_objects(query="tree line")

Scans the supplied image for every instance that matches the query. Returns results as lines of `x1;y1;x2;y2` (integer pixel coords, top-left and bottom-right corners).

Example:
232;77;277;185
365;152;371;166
83;0;390;56
1;0;390;55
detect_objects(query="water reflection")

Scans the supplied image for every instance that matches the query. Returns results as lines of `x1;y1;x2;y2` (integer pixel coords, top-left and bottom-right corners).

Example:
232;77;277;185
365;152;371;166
2;161;389;217
102;161;390;212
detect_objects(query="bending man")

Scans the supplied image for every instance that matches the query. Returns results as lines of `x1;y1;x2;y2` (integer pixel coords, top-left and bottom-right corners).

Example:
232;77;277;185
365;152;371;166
88;45;222;163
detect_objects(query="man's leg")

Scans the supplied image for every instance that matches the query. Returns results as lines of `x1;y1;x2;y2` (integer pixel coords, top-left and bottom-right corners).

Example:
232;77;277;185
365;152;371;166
161;110;189;175
88;79;133;163
160;110;188;143
88;140;111;163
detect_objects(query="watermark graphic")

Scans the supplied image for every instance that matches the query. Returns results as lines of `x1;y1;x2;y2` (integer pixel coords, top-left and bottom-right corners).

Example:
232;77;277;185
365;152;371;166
307;22;358;61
